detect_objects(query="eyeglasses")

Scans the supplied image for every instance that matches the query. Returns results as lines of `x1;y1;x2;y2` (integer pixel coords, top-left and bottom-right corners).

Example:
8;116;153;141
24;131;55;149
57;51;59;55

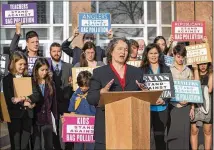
85;51;95;55
84;37;94;41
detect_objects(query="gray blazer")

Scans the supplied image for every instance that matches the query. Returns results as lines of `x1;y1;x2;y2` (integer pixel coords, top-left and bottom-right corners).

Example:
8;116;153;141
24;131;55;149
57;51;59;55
60;61;73;88
51;61;73;114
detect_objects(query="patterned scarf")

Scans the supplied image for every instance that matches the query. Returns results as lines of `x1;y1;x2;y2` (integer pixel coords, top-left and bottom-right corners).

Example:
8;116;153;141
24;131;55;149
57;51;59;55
74;92;88;110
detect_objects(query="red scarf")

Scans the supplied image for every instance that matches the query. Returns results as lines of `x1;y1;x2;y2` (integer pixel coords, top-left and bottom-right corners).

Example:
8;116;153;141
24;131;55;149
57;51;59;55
110;63;127;90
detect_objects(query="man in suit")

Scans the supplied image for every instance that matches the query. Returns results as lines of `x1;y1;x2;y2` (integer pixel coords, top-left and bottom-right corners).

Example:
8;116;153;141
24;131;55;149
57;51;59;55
87;38;147;149
9;22;43;57
61;28;113;65
49;42;73;150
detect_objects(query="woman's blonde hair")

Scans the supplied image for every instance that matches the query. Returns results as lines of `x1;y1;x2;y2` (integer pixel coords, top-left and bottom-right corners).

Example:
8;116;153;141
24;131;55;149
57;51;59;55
8;51;28;76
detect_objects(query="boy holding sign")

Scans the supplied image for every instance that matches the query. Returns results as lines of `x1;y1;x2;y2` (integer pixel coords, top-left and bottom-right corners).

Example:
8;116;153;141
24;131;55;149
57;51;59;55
68;71;96;150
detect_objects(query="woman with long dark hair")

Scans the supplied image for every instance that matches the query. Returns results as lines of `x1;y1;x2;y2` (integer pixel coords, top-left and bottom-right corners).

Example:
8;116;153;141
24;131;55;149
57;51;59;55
140;43;172;150
74;41;105;67
154;36;168;54
32;58;58;150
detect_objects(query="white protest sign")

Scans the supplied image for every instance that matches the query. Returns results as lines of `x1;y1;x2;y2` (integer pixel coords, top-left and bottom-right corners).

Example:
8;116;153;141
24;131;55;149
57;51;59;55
126;60;141;67
186;43;212;65
0;54;9;79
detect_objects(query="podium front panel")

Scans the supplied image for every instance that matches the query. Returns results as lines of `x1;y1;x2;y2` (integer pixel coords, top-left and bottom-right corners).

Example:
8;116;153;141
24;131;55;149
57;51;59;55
105;97;150;149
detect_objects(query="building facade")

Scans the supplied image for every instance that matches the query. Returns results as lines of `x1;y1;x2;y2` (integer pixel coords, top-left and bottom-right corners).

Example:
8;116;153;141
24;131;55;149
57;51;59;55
0;1;175;63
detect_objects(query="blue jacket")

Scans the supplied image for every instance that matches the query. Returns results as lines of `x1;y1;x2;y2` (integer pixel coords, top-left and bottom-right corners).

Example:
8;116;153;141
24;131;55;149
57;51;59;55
68;88;96;115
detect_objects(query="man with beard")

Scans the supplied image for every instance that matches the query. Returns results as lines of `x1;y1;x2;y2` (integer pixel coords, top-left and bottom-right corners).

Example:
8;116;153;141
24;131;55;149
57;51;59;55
50;42;73;150
9;22;43;57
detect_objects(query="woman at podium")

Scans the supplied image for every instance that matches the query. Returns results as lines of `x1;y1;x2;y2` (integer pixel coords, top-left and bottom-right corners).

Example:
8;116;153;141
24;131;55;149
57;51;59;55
87;38;147;150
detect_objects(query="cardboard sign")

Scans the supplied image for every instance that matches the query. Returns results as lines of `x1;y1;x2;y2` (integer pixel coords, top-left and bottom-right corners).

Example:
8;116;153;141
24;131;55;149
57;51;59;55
172;21;205;41
62;113;95;143
186;43;212;65
143;73;174;98
0;92;11;122
164;55;174;66
171;80;203;103
1;3;37;25
72;67;96;91
126;61;141;67
28;57;52;75
0;54;9;79
78;13;111;34
13;77;32;97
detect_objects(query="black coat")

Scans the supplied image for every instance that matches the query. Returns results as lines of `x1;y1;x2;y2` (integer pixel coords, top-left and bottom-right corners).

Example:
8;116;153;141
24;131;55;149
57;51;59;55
86;64;144;144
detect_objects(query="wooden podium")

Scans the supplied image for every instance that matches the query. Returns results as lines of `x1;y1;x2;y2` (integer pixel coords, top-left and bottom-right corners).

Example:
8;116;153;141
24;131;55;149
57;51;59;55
100;90;162;149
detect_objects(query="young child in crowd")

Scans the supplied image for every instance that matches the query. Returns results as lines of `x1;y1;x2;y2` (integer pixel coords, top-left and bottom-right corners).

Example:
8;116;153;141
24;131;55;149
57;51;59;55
32;58;58;150
3;51;41;150
68;71;96;150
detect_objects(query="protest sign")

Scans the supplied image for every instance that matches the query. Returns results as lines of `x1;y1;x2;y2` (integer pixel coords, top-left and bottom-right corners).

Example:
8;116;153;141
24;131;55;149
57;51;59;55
0;92;11;122
62;113;95;143
172;21;205;42
0;54;9;79
164;55;174;66
126;60;141;67
72;67;96;91
171;80;203;103
78;13;111;34
28;57;38;75
28;57;51;75
186;43;212;65
143;73;174;98
13;77;32;97
1;3;37;25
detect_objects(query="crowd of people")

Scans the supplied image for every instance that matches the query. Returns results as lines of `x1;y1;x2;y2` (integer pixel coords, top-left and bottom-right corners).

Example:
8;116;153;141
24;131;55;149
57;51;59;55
1;22;213;150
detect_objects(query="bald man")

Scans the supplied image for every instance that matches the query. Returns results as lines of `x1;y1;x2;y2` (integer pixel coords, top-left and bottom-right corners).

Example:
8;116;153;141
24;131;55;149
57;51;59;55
137;39;146;60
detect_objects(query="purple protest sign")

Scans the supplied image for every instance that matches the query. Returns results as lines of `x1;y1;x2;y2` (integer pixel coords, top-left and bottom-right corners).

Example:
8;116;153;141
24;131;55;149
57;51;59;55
28;57;52;75
1;3;37;25
28;57;38;75
62;115;95;143
46;57;52;68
